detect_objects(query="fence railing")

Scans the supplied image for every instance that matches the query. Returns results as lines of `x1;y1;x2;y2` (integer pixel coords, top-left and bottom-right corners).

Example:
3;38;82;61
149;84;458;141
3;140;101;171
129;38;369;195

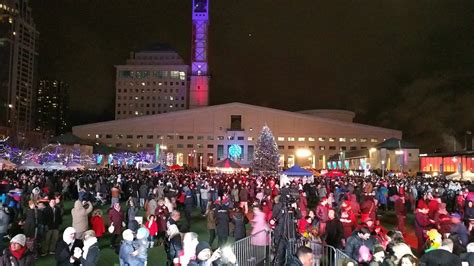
232;230;354;266
232;229;271;266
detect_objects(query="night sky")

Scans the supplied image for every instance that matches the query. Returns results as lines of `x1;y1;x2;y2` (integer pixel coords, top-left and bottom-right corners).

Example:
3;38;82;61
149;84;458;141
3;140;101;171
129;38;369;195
31;0;474;152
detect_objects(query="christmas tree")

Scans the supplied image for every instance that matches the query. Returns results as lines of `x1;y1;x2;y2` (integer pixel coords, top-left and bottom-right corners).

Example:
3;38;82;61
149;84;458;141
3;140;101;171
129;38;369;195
252;125;280;174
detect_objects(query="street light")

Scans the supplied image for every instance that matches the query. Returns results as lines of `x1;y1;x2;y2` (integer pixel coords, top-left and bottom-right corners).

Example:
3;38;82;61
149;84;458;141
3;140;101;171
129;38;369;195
381;160;385;178
199;155;203;172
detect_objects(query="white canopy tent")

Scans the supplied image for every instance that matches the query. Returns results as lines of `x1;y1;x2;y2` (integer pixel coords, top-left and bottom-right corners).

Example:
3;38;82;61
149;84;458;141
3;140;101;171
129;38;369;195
66;162;85;170
18;161;45;170
446;171;474;181
44;162;67;171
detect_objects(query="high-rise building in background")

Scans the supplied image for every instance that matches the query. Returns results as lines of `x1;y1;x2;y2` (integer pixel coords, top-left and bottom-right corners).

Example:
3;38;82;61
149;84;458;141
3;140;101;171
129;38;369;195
0;0;38;141
189;0;210;109
115;44;189;120
35;80;69;137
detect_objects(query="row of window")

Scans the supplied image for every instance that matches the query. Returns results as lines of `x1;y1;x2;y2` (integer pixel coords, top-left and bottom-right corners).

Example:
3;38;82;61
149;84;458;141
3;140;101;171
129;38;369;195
117;96;185;101
117;107;185;115
117;81;186;88
118;71;186;80
117;101;185;108
277;137;378;143
117;88;183;94
278;145;364;151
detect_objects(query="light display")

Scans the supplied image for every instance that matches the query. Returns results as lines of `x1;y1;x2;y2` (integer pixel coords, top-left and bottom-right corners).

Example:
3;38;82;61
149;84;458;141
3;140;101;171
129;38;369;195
228;144;242;159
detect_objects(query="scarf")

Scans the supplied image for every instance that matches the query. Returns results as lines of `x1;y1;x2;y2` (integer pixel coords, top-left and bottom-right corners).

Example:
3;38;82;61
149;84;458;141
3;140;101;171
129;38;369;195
82;237;98;259
10;245;26;261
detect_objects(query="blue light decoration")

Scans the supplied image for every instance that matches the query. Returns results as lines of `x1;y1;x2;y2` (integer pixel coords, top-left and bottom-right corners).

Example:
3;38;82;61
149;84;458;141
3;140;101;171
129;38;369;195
97;154;103;164
327;162;332;169
108;154;113;165
345;160;350;169
332;161;337;169
337;161;342;169
228;144;242;159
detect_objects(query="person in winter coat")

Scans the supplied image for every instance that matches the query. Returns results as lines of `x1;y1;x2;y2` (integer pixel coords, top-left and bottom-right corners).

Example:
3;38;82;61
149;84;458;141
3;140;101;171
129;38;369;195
155;199;168;245
71;200;93;239
119;229;140;266
90;209;105;238
126;199;138;229
394;195;407;235
108;202;124;248
80;230;100;266
288;246;315;266
23;201;40;245
55;227;84;266
299;192;308;217
138;183;148;209
145;196;157;218
414;206;433;253
251;205;269;246
316;197;329;235
214;200;230;247
145;215;158;248
360;196;376;223
239;187;249;214
231;207;248;241
325;209;344;249
345;227;375;261
133;228;149;265
183;187;194;230
419;238;462;266
206;204;217;248
41;199;63;256
0;234;35;266
0;206;10;252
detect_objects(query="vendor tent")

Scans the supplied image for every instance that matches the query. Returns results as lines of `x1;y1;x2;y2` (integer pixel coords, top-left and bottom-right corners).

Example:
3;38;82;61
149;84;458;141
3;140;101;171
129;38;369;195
169;164;183;171
323;170;346;178
282;165;313;176
18;161;44;170
44;162;67;171
447;171;474;181
280;164;314;186
0;159;16;170
152;165;167;172
208;158;248;173
66;162;85;170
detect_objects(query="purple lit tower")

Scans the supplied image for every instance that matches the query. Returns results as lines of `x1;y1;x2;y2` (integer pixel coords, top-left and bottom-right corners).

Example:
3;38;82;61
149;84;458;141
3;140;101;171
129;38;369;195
189;0;210;109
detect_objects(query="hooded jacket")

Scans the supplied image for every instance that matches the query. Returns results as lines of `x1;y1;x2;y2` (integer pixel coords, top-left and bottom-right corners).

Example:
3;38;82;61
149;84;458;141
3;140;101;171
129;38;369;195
71;201;93;234
55;227;84;266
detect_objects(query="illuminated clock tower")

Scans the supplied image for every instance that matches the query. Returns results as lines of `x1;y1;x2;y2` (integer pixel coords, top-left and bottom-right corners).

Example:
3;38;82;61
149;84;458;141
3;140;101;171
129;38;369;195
189;0;210;109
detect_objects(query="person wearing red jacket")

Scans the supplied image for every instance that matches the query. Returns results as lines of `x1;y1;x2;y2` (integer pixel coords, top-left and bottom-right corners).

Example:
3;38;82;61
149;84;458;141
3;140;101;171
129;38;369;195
145;215;158;248
90;209;105;238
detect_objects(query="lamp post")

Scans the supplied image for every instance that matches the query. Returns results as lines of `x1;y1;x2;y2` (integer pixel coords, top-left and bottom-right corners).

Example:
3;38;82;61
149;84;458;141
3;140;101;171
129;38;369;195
381;160;385;178
199;155;203;172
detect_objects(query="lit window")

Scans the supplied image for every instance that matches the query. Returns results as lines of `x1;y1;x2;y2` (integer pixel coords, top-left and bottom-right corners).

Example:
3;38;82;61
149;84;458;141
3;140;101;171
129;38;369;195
288;137;295;142
95;134;101;139
371;138;378;143
277;137;285;141
360;138;368;143
179;71;186;80
298;137;305;142
308;137;315;142
318;137;325;142
217;136;224;140
319;146;325;150
135;111;139;115
247;137;254;141
329;138;335;142
350;138;357;142
339;138;346;142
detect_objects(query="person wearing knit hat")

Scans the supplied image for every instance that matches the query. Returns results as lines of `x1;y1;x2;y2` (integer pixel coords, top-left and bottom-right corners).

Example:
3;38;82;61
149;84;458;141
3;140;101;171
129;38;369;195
0;234;35;265
55;227;84;266
119;229;140;266
133;227;149;265
188;241;223;266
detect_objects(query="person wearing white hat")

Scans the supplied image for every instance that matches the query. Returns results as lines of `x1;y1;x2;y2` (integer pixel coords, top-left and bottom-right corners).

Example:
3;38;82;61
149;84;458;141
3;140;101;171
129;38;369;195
119;229;140;266
55;227;84;266
0;234;35;265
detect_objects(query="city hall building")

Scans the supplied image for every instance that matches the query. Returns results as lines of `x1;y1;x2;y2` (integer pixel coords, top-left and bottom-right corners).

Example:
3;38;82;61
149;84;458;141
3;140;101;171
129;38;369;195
72;103;403;169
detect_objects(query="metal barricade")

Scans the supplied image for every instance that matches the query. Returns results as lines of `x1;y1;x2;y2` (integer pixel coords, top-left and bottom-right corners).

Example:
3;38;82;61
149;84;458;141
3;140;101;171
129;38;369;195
285;240;356;266
232;230;271;266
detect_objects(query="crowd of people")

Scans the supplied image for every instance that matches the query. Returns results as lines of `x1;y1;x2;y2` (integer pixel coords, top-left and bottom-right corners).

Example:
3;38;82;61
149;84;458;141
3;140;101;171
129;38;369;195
0;167;472;265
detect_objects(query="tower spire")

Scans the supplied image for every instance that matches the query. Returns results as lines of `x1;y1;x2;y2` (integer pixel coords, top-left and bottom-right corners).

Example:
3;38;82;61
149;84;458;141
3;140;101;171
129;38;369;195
189;0;210;109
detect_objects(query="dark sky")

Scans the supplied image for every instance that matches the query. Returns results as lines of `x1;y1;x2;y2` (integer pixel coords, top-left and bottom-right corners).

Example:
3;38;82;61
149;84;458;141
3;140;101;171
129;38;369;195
31;0;474;152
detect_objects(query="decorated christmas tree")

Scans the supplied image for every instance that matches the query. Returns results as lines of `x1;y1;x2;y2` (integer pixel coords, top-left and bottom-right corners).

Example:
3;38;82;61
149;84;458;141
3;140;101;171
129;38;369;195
252;125;280;173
